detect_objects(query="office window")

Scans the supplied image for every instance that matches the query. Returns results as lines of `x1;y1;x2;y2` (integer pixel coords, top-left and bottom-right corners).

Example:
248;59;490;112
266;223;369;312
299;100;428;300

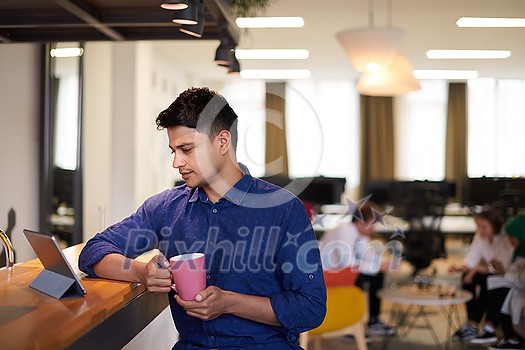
221;80;266;177
468;78;525;177
286;80;360;194
54;62;81;171
394;80;447;181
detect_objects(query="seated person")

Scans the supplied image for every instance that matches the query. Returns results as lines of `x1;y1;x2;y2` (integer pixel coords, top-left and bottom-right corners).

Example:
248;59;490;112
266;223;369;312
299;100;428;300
470;214;525;350
449;209;514;341
319;203;396;337
494;255;525;350
78;87;327;350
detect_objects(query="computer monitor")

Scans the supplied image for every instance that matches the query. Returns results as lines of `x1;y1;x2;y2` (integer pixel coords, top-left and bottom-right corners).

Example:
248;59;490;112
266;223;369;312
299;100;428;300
462;177;525;206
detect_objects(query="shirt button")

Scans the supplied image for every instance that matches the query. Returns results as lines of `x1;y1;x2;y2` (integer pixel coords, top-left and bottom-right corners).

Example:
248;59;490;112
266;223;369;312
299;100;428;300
308;274;314;280
212;209;218;213
209;241;214;246
207;274;211;280
210;335;215;341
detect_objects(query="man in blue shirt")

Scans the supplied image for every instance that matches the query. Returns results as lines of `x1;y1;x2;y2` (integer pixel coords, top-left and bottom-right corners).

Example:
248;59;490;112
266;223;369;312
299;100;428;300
78;87;326;349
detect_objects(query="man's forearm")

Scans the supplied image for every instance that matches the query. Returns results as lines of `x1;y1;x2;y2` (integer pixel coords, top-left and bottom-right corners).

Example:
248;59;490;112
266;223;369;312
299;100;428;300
93;253;146;283
224;291;281;326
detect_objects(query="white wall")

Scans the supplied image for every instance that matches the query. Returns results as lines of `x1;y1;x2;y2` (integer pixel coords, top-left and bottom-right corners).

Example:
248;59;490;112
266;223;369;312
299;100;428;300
83;42;114;239
0;44;40;262
82;41;193;238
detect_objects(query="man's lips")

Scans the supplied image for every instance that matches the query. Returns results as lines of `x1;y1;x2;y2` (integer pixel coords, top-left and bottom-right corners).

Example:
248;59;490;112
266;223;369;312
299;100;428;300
180;171;193;180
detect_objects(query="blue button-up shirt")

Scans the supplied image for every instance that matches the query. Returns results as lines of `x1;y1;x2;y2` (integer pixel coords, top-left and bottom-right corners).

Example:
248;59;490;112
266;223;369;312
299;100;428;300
79;172;326;349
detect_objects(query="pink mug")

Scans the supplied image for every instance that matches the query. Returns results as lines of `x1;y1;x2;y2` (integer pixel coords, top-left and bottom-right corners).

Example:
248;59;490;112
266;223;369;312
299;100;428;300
169;253;206;301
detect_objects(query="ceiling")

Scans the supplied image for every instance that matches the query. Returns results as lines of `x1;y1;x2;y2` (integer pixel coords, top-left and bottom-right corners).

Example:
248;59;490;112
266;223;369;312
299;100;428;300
1;0;524;81
0;0;239;43
154;0;525;81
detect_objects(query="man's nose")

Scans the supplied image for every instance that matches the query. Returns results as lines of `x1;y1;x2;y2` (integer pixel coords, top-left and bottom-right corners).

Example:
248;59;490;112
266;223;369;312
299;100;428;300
172;153;185;168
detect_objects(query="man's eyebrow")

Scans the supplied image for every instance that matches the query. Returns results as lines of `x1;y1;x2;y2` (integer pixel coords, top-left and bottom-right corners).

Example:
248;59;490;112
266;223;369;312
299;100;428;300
169;142;194;150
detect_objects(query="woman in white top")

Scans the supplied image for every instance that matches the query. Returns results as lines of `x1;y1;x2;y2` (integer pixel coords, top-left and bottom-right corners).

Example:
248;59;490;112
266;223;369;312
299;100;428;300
449;209;515;341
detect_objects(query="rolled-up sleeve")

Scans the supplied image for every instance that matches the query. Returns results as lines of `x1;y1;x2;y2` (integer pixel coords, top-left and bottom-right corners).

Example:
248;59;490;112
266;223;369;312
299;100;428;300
78;190;168;277
269;199;327;337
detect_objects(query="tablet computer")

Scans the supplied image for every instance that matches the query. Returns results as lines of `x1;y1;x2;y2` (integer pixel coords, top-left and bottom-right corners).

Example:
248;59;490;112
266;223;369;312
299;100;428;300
23;229;86;298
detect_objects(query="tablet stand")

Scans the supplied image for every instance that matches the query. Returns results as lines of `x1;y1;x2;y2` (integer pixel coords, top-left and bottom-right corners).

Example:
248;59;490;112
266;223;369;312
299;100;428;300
30;269;84;299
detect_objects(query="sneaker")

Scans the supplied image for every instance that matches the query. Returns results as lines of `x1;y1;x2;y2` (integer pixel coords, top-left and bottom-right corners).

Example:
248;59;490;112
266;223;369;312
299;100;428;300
343;334;372;343
366;320;396;336
470;329;498;344
488;339;523;350
451;325;478;342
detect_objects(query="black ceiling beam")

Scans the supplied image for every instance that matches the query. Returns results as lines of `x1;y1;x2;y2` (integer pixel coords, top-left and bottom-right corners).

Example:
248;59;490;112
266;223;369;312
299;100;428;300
0;10;84;27
101;8;176;25
3;27;225;43
52;0;125;40
4;29;108;42
0;8;217;29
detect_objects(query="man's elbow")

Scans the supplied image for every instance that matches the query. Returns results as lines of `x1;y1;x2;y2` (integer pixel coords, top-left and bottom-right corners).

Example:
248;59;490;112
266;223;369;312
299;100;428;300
298;293;327;331
307;299;327;330
78;249;97;277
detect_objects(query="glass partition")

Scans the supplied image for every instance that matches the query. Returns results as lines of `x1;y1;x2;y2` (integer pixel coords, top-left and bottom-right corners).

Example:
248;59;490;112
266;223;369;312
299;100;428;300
40;42;84;247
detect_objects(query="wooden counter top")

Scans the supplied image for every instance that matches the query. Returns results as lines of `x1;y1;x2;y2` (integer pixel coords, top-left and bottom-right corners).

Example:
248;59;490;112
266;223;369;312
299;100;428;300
0;244;168;350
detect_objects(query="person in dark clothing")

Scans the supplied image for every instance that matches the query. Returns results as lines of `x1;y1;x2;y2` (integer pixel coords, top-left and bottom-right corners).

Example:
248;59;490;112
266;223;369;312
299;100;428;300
449;210;513;341
471;214;525;350
320;204;396;337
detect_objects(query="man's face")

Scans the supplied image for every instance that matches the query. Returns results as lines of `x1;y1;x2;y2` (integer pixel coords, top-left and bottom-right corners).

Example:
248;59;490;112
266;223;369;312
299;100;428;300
167;125;222;188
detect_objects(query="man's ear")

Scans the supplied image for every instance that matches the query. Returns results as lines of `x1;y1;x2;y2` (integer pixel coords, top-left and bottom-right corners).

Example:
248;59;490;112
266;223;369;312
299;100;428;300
217;130;231;155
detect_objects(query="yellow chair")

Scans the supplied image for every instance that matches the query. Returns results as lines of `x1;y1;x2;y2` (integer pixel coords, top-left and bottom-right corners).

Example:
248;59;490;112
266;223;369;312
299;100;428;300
300;285;368;350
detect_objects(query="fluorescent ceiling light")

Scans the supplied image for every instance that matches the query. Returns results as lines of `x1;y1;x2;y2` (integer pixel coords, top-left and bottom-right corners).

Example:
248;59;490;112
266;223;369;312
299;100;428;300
235;17;304;28
457;17;525;27
413;70;479;80
240;69;311;80
50;47;84;58
235;49;309;60
426;49;511;59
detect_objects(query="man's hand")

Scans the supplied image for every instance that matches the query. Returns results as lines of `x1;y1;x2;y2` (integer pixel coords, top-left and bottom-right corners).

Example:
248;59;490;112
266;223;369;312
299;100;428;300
175;286;231;321
138;254;172;293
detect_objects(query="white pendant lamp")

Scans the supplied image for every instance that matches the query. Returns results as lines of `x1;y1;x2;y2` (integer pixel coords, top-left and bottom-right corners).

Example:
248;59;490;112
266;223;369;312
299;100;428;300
357;53;421;96
336;26;405;73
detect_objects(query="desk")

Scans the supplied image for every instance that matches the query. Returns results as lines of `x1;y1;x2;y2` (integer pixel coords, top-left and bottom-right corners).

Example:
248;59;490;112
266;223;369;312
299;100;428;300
378;286;472;350
314;214;476;237
0;244;168;349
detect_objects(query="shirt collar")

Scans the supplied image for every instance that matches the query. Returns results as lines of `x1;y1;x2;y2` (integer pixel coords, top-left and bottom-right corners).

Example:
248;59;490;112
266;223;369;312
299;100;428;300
188;184;211;204
223;173;253;206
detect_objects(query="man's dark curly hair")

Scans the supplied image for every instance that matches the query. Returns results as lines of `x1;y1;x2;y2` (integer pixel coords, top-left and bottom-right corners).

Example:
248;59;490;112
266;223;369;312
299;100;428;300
156;87;238;149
